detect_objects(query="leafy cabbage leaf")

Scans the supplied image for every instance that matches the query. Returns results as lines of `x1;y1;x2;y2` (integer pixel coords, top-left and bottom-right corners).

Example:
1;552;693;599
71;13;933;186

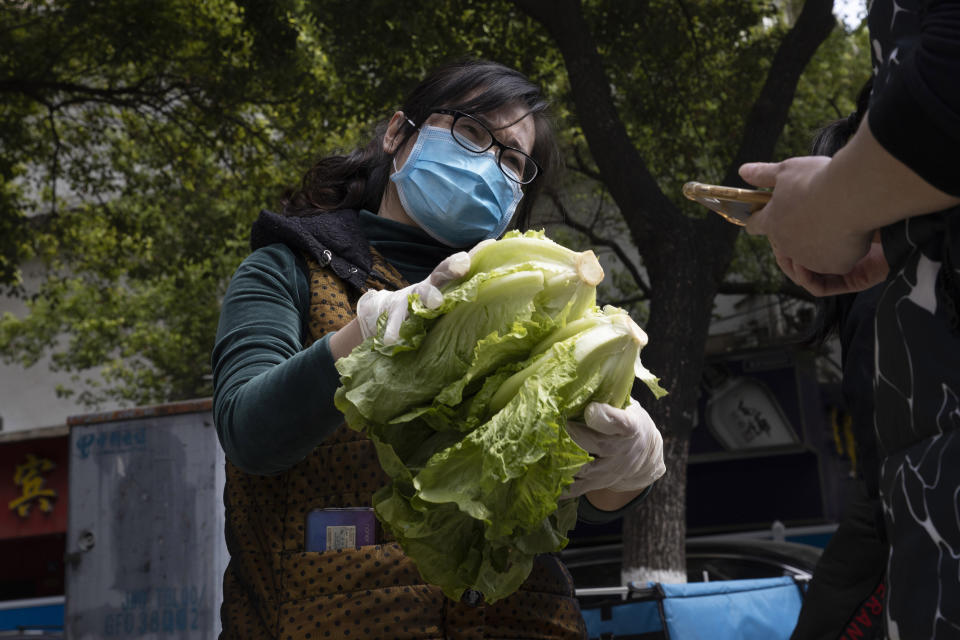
334;231;664;602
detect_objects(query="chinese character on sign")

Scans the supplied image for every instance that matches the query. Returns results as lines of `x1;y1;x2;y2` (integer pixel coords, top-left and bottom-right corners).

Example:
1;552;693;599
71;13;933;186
8;454;58;518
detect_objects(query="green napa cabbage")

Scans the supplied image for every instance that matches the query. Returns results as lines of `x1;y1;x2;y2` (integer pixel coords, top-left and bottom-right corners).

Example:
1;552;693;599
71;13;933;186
336;230;602;430
333;230;664;603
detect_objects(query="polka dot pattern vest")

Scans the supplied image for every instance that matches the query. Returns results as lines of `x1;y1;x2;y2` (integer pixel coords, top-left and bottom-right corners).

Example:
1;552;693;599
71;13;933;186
220;250;587;639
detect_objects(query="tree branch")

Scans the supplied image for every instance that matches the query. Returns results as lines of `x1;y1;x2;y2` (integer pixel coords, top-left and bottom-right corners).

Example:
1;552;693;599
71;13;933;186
689;0;836;278
514;0;673;251
827;94;845;118
716;279;814;301
588;185;606;229
0;77;168;103
721;0;837;187
605;293;647;307
45;106;62;216
13;71;293;169
569;143;602;182
546;190;652;297
675;0;711;151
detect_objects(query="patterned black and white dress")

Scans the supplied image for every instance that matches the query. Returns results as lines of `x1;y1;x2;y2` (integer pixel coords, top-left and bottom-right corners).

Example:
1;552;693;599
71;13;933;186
867;0;960;637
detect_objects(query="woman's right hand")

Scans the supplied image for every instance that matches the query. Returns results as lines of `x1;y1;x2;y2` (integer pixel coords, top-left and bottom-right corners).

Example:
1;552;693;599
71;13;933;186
355;251;471;345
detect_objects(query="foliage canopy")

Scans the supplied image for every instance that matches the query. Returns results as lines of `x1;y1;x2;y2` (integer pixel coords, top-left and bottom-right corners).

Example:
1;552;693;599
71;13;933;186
1;0;874;578
0;1;868;412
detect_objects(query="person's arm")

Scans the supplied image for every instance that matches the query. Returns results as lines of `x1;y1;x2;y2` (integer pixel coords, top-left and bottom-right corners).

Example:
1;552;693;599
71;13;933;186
329;317;363;359
584;487;649;511
742;1;960;281
579;485;653;525
564;398;666;523
214;245;473;474
868;0;960;197
212;244;345;475
742;121;960;278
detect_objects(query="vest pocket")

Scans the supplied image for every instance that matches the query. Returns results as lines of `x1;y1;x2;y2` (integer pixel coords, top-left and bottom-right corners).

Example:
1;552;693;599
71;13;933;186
276;583;447;640
281;543;426;601
277;546;585;639
278;544;446;639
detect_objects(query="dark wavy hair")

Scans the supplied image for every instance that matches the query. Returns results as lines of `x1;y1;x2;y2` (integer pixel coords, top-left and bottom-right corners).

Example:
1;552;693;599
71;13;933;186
810;79;873;160
282;58;559;231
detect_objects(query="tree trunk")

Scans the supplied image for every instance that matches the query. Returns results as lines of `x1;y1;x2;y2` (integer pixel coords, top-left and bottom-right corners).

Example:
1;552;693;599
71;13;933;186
513;0;839;582
622;433;689;583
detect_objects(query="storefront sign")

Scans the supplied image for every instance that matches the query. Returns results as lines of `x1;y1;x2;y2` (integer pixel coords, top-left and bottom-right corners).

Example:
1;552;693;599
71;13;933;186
0;434;69;539
9;453;58;517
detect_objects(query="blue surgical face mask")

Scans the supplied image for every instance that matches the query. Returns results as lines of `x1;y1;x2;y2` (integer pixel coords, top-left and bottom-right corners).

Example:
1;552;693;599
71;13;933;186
390;125;524;248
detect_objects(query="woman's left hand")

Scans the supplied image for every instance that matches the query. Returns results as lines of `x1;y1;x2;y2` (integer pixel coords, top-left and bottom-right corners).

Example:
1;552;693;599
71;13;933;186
563;399;666;498
774;239;889;297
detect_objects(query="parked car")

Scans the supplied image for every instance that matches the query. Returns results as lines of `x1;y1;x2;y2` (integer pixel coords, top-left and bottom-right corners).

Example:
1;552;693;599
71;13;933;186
561;537;821;601
562;538;822;639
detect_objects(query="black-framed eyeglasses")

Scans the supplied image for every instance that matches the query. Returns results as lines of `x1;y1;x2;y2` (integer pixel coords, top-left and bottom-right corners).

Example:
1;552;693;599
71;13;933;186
415;108;541;185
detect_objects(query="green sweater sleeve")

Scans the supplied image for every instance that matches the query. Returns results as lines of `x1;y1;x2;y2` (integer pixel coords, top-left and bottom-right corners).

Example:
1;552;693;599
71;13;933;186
211;243;344;475
577;484;653;524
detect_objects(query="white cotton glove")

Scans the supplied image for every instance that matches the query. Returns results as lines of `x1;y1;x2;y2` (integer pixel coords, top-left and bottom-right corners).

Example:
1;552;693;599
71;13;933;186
563;398;666;497
356;251;471;345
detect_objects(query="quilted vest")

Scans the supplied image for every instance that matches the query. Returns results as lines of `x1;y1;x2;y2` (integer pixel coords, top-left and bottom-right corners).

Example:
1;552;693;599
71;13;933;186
220;249;587;640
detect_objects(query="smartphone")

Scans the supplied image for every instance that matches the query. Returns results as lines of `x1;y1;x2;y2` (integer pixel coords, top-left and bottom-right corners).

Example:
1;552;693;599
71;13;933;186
682;181;771;226
305;507;376;551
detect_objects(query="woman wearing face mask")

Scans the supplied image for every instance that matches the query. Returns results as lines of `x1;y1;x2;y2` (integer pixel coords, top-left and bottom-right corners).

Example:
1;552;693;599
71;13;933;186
212;58;664;640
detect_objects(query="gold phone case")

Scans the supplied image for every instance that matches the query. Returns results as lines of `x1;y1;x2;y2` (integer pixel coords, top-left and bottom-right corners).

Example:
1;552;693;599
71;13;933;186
682;181;772;226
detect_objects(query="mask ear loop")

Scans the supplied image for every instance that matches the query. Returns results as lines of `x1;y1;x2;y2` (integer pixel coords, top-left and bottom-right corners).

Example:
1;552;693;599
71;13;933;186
391;117;420;173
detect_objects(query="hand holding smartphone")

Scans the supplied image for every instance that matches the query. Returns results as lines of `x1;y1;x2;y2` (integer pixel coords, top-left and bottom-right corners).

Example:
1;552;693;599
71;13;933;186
682;181;772;226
